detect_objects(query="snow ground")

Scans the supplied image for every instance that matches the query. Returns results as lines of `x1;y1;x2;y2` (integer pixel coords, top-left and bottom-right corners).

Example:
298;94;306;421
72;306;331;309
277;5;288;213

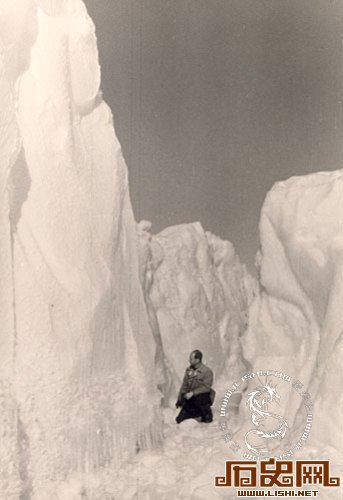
103;406;342;500
112;407;237;500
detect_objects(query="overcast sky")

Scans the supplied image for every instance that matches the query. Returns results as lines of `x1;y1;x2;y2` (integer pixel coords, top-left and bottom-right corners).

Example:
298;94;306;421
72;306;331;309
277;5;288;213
85;0;343;272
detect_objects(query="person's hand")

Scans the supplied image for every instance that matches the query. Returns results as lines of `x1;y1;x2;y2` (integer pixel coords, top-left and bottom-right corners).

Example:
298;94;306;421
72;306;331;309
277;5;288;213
184;392;194;400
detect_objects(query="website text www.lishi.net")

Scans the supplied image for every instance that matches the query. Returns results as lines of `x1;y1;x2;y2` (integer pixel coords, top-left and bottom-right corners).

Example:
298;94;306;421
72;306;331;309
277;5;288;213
237;491;319;497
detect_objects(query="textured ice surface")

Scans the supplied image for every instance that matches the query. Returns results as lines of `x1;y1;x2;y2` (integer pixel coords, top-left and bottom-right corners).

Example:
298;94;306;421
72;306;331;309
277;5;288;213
1;1;161;498
244;171;343;457
138;221;257;406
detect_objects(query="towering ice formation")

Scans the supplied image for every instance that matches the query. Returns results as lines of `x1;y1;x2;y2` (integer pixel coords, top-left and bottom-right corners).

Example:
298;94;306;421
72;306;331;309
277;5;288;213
1;1;161;498
245;170;343;455
138;221;257;406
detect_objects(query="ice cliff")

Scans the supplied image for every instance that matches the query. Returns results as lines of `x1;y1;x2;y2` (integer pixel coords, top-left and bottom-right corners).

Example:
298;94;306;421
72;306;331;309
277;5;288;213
138;221;257;407
245;170;343;457
0;1;161;499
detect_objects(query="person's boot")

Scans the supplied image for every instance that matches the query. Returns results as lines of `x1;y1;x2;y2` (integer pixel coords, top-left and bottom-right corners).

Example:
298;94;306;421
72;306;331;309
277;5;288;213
176;408;189;424
201;408;213;423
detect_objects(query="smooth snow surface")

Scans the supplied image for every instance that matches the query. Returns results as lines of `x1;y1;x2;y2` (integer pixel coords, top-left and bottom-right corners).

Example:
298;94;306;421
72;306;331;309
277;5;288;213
1;1;161;498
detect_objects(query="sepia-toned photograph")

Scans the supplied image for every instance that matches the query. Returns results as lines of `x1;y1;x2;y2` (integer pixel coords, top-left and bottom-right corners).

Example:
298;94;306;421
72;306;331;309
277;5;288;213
1;1;342;498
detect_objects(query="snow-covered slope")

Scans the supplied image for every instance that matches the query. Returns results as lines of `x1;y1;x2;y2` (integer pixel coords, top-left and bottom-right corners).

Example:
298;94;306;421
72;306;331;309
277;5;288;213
0;1;161;498
138;221;257;406
245;170;343;455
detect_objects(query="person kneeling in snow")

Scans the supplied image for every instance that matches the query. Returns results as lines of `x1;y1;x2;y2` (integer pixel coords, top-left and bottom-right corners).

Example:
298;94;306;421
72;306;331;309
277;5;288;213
175;350;215;424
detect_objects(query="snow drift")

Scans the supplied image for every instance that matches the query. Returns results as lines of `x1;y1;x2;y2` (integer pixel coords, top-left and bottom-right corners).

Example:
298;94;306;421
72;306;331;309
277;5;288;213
0;1;161;498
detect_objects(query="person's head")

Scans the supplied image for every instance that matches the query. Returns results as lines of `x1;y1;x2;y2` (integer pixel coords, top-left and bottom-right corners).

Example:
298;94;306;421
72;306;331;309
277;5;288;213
189;349;203;367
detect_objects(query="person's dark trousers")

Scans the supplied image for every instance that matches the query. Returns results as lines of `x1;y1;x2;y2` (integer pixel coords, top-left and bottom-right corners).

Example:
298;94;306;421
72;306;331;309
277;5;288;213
176;393;213;424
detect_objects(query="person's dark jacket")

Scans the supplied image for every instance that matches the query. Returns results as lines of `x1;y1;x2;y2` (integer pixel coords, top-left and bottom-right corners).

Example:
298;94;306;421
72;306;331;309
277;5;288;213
176;362;215;406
